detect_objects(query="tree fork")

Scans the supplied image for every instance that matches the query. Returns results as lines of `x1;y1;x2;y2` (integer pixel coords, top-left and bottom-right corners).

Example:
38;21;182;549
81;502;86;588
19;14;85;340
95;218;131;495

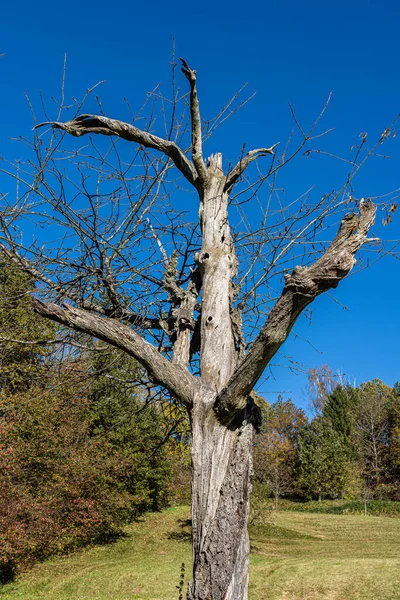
23;61;379;600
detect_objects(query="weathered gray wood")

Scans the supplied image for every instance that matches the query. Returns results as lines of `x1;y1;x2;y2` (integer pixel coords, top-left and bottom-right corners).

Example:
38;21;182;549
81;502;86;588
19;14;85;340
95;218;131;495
225;144;278;193
29;62;379;600
189;388;253;600
185;150;254;598
32;299;197;406
34;114;198;187
172;269;201;368
181;58;207;185
198;153;238;390
215;200;377;417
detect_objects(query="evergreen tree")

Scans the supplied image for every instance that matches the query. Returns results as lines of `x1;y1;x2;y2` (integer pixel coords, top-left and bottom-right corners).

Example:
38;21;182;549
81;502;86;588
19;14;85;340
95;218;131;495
86;347;171;512
324;385;359;443
0;256;55;393
297;417;351;502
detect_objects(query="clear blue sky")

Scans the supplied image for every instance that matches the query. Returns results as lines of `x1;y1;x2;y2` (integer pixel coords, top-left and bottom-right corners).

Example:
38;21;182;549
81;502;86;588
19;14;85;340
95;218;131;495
1;0;399;412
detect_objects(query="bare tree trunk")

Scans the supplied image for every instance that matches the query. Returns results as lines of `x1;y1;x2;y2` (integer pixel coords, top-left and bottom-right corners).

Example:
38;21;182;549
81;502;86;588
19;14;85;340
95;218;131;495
188;393;254;600
187;154;254;599
18;60;377;600
275;491;279;512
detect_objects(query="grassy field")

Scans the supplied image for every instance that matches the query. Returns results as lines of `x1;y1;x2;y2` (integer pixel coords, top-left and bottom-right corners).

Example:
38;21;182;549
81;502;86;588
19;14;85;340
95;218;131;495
1;506;400;599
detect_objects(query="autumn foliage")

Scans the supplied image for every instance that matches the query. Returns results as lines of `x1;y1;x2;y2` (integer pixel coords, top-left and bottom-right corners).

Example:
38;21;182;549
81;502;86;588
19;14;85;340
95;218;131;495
0;260;171;582
0;373;170;582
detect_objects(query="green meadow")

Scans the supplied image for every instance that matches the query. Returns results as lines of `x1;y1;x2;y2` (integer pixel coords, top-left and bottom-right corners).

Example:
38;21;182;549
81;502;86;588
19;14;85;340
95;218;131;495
1;506;400;600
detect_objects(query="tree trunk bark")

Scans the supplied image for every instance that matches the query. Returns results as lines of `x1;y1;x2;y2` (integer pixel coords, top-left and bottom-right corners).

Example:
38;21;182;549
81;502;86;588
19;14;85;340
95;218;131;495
188;391;254;600
187;154;255;598
27;76;378;600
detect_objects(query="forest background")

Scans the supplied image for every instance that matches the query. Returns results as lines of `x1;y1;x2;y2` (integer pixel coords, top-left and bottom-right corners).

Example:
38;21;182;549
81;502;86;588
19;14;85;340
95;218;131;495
0;259;399;583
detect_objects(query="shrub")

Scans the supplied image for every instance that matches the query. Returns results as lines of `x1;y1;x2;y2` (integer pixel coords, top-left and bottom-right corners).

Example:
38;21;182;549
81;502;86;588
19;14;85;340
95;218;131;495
281;499;400;516
0;377;170;581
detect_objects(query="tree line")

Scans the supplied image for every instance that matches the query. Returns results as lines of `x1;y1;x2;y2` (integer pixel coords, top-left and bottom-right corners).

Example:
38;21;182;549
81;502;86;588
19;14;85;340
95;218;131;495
253;371;400;510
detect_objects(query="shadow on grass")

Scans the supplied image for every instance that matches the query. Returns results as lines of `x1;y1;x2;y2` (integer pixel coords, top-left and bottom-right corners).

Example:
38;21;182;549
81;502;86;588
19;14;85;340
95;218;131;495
167;518;192;543
249;523;320;545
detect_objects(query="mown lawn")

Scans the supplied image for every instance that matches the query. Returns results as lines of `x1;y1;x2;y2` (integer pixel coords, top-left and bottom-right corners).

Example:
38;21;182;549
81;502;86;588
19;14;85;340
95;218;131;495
1;506;400;599
249;511;400;599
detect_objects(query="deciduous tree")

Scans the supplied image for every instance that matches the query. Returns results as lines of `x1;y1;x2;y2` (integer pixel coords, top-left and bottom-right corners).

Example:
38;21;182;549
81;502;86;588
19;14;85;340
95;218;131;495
0;58;395;598
254;398;307;510
306;364;338;415
387;383;400;493
353;380;392;493
0;270;171;581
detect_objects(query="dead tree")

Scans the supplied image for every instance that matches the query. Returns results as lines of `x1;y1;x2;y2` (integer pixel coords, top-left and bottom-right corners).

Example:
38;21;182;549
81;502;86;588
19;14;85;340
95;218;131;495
0;58;396;599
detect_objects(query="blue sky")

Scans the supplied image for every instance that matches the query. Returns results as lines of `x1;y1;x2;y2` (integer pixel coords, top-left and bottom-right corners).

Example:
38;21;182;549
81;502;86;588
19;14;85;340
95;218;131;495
1;0;399;412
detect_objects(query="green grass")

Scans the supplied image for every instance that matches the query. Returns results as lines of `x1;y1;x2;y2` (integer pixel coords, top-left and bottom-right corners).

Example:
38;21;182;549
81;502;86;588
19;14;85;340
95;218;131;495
249;511;400;599
1;506;400;599
0;507;192;600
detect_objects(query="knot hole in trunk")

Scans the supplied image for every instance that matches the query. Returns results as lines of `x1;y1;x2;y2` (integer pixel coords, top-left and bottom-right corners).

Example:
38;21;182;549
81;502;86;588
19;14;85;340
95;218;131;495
206;315;214;327
199;252;210;263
